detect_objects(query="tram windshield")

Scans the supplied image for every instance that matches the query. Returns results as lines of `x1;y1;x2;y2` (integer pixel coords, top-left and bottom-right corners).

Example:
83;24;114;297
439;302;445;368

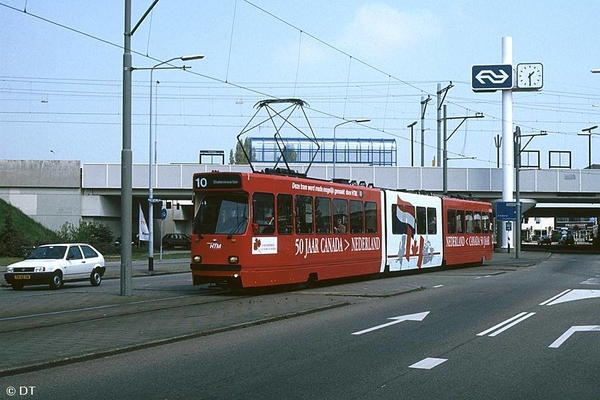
193;194;249;235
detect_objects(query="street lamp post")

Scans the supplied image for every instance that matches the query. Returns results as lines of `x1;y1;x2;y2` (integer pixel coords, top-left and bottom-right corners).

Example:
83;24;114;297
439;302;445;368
121;0;160;296
145;54;204;271
578;125;598;168
332;118;370;180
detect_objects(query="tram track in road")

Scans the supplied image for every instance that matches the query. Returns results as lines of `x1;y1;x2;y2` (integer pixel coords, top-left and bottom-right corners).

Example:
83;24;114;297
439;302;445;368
0;287;241;334
0;281;352;377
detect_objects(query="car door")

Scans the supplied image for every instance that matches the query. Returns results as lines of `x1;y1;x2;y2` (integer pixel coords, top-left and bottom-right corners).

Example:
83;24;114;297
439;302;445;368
65;245;87;280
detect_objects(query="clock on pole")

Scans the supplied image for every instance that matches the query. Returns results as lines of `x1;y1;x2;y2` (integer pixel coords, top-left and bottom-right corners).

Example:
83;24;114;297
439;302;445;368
516;63;543;90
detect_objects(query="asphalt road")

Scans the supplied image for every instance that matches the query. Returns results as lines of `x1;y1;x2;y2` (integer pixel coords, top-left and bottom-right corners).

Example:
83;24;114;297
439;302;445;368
1;252;598;399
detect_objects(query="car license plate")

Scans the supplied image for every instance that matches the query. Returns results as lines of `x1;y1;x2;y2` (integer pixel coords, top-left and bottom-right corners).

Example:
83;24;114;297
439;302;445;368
14;274;31;280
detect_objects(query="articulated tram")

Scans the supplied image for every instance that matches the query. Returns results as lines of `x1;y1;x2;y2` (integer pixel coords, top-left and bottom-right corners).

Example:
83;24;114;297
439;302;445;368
190;170;493;289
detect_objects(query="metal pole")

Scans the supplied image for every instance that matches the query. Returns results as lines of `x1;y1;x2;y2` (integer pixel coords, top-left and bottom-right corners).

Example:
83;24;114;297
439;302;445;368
494;135;502;168
579;126;597;168
436;83;442;167
515;127;521;259
333;123;343;180
441;108;483;195
407;121;417;167
589;134;592;167
420;96;426;167
436;82;453;168
144;55;202;271
120;0;133;296
443;105;448;194
411;126;414;167
148;69;155;272
501;36;514;251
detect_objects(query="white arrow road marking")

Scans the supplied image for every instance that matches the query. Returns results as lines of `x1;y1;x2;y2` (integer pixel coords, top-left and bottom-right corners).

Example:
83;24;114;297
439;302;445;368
540;289;600;306
409;357;447;370
581;277;600;285
549;326;600;348
351;311;430;336
477;312;536;337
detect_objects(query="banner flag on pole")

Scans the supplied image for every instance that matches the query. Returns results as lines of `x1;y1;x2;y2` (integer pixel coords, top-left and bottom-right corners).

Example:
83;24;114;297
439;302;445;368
139;203;150;242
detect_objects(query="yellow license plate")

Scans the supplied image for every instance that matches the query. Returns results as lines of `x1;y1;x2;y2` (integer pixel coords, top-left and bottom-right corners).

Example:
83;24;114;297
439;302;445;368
14;274;31;280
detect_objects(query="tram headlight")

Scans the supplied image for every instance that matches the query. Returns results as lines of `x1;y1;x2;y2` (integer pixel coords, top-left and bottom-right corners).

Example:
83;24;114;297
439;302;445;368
228;255;239;264
193;255;202;263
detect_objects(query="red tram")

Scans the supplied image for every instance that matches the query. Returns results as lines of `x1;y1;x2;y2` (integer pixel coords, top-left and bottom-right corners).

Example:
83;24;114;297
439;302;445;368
190;170;493;289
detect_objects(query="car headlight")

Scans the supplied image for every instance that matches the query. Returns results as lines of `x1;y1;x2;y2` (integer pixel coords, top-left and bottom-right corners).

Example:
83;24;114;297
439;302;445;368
193;255;202;263
34;266;46;272
7;267;13;273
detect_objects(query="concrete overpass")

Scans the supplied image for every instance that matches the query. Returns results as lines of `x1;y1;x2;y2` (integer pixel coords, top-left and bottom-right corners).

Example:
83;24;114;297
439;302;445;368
0;160;598;234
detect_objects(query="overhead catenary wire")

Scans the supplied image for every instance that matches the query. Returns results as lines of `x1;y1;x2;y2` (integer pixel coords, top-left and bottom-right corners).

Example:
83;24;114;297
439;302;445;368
1;1;599;170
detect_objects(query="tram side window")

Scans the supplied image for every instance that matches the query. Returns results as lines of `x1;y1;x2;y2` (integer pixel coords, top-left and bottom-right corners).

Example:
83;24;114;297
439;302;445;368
416;207;427;235
333;198;348;234
465;211;474;233
427;207;437;234
456;210;465;233
315;197;332;234
391;204;415;235
350;200;363;234
482;212;491;233
365;201;377;234
277;194;293;234
295;195;313;234
253;192;275;234
473;211;482;233
447;209;456;234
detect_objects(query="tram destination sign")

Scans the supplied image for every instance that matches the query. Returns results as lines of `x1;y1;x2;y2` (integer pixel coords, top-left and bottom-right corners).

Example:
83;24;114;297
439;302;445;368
194;173;242;189
472;64;513;92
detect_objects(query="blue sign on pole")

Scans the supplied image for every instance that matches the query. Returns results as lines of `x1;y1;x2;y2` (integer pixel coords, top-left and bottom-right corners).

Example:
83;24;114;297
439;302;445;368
160;208;167;220
472;64;513;92
496;201;518;221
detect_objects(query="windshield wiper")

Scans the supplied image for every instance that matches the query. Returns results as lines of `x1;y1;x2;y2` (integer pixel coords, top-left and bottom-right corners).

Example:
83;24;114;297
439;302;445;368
227;216;248;239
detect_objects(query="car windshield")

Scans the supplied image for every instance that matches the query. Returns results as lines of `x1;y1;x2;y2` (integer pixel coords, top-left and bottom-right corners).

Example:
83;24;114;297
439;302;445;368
27;246;67;260
193;194;248;235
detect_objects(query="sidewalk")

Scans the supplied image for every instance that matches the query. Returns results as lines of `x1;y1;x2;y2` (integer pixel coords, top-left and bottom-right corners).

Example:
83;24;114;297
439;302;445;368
0;251;550;377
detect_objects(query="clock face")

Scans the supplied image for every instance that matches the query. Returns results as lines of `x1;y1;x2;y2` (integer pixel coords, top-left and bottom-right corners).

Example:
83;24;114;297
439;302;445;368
517;63;543;90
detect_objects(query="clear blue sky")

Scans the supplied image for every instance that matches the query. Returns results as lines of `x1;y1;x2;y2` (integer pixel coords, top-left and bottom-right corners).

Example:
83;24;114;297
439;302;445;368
1;1;599;169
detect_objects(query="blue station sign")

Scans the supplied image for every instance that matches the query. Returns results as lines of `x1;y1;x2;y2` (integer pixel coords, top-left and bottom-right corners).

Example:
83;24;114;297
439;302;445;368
472;64;513;92
495;201;518;221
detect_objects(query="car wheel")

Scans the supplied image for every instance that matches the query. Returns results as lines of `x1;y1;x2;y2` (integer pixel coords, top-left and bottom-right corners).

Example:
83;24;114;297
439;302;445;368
90;269;102;286
11;283;24;290
49;271;64;290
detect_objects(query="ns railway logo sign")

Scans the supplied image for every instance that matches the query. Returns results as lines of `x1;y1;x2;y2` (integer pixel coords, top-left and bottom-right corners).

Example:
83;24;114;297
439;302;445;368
471;64;513;92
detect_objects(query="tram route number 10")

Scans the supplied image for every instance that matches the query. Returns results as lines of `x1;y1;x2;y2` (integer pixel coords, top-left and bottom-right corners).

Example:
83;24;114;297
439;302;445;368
195;177;208;188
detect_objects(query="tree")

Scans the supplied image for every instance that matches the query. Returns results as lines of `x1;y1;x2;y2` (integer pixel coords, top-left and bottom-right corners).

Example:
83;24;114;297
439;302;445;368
56;221;114;254
0;213;26;257
233;137;252;164
282;143;298;162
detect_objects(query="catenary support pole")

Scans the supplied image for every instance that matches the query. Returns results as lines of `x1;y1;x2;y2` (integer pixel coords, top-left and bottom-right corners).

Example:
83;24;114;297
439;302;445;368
501;36;514;251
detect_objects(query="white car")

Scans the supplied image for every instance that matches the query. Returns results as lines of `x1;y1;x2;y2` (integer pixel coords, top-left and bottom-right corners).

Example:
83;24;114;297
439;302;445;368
4;243;106;290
